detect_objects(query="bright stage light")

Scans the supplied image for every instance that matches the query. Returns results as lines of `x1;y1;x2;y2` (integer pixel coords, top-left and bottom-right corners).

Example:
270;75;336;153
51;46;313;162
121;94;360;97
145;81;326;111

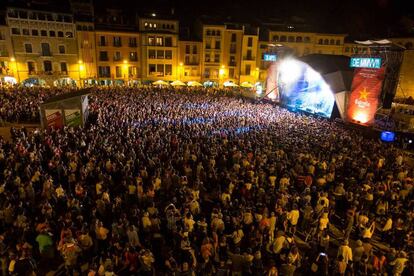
279;59;302;84
353;112;369;124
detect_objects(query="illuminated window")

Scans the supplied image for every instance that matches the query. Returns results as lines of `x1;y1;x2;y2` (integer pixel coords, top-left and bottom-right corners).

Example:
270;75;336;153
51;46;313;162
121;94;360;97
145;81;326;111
155;37;163;46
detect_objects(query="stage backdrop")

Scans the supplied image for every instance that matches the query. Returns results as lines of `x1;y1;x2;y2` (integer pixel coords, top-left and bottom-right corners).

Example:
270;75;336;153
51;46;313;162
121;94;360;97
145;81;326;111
347;67;385;125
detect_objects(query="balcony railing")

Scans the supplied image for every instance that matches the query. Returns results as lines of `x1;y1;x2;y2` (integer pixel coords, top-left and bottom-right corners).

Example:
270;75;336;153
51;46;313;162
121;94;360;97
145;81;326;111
184;62;199;66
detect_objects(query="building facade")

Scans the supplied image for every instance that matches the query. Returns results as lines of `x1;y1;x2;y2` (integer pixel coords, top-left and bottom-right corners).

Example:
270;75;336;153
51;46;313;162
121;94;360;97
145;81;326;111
178;40;202;81
5;7;80;85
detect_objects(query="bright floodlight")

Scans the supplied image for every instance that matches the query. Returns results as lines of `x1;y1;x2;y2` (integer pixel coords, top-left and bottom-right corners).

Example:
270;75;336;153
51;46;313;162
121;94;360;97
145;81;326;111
279;59;302;84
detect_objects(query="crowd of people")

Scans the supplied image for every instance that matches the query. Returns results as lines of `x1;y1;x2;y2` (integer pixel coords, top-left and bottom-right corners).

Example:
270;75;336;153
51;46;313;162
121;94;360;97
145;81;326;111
0;86;413;275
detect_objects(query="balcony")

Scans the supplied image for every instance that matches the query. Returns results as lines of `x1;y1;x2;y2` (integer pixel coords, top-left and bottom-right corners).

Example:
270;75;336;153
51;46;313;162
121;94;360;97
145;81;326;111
113;43;122;47
243;56;255;61
228;61;237;67
185;61;199;66
99;57;109;61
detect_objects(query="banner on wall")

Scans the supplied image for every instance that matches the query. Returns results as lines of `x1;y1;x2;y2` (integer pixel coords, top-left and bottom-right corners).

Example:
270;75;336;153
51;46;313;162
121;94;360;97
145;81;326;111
346;67;385;125
64;109;82;127
45;109;63;129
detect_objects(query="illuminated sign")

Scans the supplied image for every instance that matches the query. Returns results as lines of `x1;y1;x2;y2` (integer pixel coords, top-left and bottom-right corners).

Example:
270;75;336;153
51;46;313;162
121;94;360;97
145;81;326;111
350;57;382;69
264;54;277;61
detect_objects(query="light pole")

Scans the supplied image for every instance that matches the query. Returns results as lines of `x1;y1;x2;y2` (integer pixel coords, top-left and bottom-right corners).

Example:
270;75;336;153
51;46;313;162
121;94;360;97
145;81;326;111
219;65;225;88
10;57;20;83
78;60;84;87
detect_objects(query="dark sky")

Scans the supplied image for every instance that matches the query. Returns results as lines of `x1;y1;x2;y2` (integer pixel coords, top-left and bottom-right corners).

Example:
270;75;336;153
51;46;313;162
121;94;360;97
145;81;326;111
108;0;413;36
7;0;414;36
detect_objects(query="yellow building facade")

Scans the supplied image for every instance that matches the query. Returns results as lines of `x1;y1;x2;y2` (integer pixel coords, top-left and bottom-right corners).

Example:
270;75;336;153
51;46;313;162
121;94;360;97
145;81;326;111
177;40;202;81
139;17;179;82
0;24;14;82
95;30;140;84
5;7;80;86
75;21;97;84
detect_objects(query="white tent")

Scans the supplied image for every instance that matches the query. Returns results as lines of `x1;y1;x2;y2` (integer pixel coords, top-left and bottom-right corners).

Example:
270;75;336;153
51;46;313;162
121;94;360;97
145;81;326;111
187;81;203;87
152;80;169;86
171;80;186;86
223;81;239;87
240;81;254;88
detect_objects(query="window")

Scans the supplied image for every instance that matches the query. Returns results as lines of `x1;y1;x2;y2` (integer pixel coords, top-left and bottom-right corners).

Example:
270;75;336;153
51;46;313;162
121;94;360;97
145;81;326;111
98;66;110;77
27;62;35;74
336;39;341;45
229;68;234;78
155;37;163;46
156;50;164;59
32;29;39;36
43;60;52;72
113;36;122;47
272;35;279;42
304;37;310;43
324;39;329;45
214;54;220;63
25;43;32;53
148;36;155;46
204;68;210;78
230;44;236;53
246;49;252;59
129;37;137;47
205;54;210;62
60;62;67;74
41;43;51;56
206;30;211;36
229;55;236;65
41;30;47;36
99;51;108;61
296;37;302;43
165;37;172;47
149;64;156;75
216;30;221;36
148;50;156;59
115;66;122;78
12;28;20;35
165;64;172;76
288;36;294;42
129;52;137;61
245;64;251;75
113;51;121;61
185;56;190;64
280;36;287;42
215;40;220;49
58;31;63;37
128;66;137;77
58;45;65;54
0;31;5;40
318;39;323;44
156;64;164;75
206;42;211;49
192;45;197;54
345;47;350;53
185;45;190;54
165;50;172;59
49;30;56;37
65;32;73;38
100;36;106;46
248;37;253;47
231;33;236;43
22;29;30;36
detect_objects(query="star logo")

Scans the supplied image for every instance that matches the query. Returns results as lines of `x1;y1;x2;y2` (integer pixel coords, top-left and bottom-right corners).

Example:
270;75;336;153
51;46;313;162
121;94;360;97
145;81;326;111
359;87;369;101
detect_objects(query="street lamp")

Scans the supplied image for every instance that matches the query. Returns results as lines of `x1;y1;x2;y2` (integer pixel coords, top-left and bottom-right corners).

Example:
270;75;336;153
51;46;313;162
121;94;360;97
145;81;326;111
219;65;225;87
179;62;183;80
123;60;129;85
78;60;84;87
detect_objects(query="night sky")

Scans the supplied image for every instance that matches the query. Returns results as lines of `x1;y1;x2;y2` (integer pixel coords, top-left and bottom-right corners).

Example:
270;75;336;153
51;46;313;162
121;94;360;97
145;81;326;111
5;0;414;37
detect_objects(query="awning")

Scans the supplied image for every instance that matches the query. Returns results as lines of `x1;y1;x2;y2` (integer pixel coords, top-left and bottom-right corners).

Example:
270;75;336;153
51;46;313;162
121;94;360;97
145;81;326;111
171;80;186;86
240;81;254;88
53;77;77;87
21;77;46;87
187;81;203;87
0;76;17;85
223;81;239;87
152;80;169;86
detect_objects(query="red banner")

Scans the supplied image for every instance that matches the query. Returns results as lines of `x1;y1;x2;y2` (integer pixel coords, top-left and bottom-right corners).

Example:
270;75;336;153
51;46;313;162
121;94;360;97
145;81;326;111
347;67;385;125
45;110;63;129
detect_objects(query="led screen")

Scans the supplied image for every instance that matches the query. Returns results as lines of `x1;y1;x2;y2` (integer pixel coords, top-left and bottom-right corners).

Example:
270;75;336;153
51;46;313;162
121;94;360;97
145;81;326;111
278;59;335;118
